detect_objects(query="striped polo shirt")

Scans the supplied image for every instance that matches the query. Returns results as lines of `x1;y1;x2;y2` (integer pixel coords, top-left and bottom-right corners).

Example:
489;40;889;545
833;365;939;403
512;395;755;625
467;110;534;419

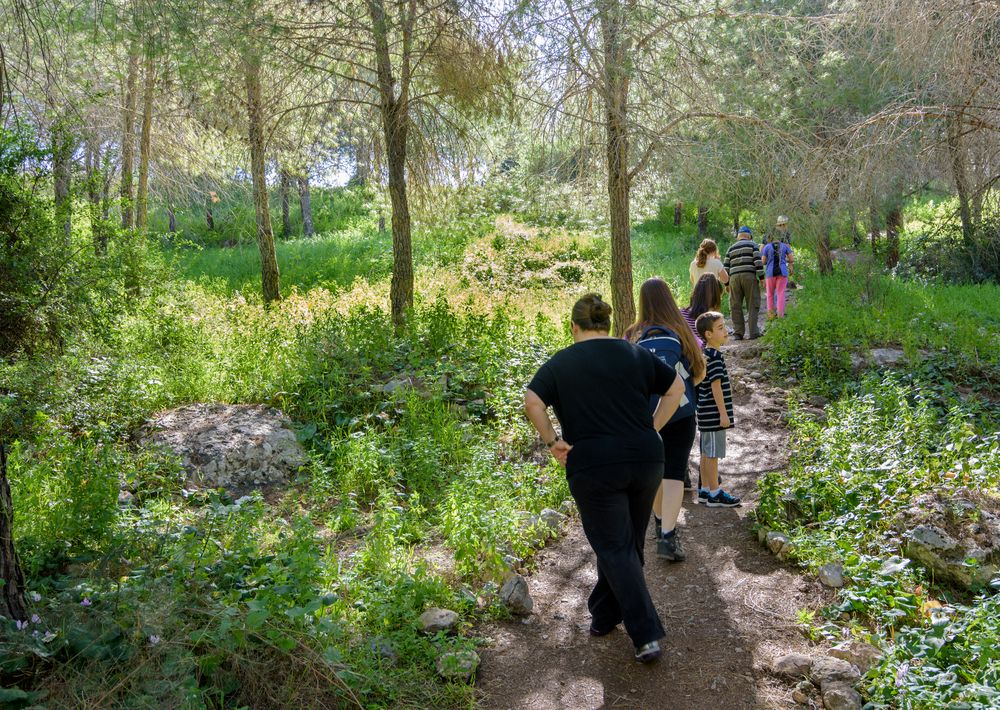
696;347;734;432
724;238;764;279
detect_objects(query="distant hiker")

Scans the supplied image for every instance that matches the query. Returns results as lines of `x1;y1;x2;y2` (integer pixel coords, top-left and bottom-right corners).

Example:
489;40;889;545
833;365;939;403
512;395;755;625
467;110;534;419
694;312;742;508
762;235;793;318
524;293;684;663
723;226;764;340
681;273;725;349
626;278;706;563
768;215;797;289
689;239;729;288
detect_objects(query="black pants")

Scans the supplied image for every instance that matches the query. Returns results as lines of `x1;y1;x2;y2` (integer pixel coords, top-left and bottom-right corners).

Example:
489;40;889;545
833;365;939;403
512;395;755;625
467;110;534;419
568;460;665;647
660;415;696;481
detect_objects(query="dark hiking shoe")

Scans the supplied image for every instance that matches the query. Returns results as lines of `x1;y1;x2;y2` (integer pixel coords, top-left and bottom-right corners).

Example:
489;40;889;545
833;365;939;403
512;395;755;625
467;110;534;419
706;489;742;508
635;640;662;663
695;489;709;504
589;622;618;637
656;531;686;561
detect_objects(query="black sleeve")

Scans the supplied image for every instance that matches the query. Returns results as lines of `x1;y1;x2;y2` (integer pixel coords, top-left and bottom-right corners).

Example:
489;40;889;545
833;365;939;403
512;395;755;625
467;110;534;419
649;351;677;396
527;363;557;406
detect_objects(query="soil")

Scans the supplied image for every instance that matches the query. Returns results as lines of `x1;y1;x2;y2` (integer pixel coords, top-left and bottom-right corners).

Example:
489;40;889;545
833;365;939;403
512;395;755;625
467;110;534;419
477;291;835;709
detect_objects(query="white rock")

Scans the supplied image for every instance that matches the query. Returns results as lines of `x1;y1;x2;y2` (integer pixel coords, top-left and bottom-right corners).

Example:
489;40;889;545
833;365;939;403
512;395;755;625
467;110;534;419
818;563;845;588
418;607;459;634
822;681;862;710
871;347;905;367
810;656;861;688
499;574;534;616
435;649;479;682
829;641;882;674
539;507;567;529
766;531;790;555
773;653;813;679
140;403;306;493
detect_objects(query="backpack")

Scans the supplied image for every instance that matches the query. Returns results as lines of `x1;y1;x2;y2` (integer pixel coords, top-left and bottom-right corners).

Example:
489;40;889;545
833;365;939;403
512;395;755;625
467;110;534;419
769;242;783;278
636;325;694;421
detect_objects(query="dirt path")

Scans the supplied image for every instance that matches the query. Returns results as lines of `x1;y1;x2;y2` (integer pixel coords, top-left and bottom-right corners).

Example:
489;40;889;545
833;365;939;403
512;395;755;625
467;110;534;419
477;292;832;709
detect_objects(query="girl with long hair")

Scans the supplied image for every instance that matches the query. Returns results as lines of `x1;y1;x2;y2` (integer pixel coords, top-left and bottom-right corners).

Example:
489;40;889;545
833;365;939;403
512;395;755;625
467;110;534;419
626;278;706;562
689;239;729;287
681;273;724;347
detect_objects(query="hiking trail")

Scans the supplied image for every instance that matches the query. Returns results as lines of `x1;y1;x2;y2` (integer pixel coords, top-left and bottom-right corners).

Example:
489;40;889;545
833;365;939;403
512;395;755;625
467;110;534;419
477;290;832;709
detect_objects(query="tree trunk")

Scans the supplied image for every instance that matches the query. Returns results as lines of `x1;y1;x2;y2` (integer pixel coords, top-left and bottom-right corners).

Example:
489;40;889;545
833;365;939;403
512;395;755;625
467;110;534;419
354;136;371;185
85;140;106;254
370;0;414;328
297;175;314;238
673;202;682;227
206;195;214;231
946;115;975;256
732;207;740;234
600;0;635;337
136;54;155;233
245;57;281;303
121;52;140;230
849;204;861;247
167;206;176;233
279;169;291;237
52;117;73;241
869;201;881;254
1;442;28;623
697;206;708;237
885;205;902;268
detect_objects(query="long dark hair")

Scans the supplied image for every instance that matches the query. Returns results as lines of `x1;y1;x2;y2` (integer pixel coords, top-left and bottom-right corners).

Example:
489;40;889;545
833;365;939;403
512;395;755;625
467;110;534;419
627;278;706;382
688;273;723;319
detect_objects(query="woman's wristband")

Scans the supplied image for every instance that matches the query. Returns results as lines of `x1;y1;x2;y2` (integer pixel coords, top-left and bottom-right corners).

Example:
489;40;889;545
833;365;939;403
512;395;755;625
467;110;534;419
545;435;562;448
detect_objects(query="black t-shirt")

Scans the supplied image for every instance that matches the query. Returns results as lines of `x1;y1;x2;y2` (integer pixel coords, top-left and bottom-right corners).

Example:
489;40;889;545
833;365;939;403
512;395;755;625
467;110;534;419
527;338;677;473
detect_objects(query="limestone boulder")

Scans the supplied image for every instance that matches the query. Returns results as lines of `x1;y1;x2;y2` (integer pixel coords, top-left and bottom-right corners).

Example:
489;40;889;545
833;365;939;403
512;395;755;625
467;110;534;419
894;489;1000;589
139;403;306;493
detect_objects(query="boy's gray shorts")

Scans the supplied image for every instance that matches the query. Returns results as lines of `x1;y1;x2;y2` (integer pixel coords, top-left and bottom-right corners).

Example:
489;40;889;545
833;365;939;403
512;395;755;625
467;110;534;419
700;430;727;458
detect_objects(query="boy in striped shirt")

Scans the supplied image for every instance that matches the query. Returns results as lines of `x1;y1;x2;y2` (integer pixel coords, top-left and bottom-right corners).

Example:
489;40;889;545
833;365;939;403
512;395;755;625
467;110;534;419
694;312;742;508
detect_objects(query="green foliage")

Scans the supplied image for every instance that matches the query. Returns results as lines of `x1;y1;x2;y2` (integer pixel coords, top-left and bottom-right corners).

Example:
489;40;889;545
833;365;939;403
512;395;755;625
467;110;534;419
764;266;1000;394
756;373;1000;705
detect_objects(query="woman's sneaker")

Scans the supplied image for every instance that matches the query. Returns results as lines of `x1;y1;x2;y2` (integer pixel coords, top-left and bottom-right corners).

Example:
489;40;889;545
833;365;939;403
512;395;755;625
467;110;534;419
635;640;661;663
695;489;709;504
706;489;742;508
656;530;686;561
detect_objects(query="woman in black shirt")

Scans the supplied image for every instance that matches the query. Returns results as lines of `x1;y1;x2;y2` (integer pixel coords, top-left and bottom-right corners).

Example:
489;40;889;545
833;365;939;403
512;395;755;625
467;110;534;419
524;293;683;663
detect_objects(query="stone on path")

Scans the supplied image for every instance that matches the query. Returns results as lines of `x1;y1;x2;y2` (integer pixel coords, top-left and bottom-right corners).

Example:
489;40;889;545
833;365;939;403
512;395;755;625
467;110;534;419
792;680;813;705
821;681;862;710
829;641;882;674
539;507;567;529
818;563;845;588
418;607;459;634
436;649;480;682
773;653;813;679
499;574;534;616
810;656;861;688
766;531;791;555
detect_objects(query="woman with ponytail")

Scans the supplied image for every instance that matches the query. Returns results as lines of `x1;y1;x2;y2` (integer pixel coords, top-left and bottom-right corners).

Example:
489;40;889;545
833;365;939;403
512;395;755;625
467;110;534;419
525;293;684;664
626;278;706;563
689;238;729;288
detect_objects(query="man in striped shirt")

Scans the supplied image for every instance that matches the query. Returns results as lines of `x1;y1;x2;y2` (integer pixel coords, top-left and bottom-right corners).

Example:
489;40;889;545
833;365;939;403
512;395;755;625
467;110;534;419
723;226;764;339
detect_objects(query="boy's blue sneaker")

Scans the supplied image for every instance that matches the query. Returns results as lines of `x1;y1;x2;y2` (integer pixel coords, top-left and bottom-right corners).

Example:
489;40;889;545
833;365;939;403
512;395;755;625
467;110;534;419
706;489;742;508
696;489;709;504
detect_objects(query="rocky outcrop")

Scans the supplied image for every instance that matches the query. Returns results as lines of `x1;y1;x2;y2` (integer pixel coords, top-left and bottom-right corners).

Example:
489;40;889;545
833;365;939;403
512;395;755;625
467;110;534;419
894;489;1000;589
139;403;306;493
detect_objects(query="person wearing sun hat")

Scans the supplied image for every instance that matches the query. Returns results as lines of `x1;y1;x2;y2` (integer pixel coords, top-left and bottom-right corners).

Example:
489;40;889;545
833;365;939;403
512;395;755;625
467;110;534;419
723;226;764;340
767;215;795;288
